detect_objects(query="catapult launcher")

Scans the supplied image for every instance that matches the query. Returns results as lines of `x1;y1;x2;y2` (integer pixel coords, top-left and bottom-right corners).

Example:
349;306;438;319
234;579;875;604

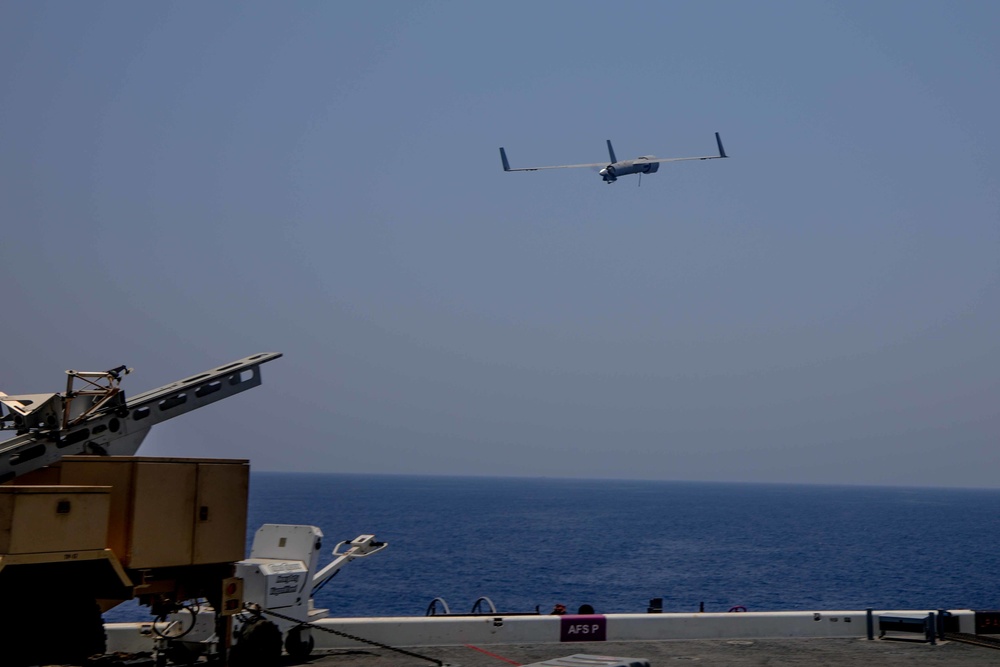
0;352;282;483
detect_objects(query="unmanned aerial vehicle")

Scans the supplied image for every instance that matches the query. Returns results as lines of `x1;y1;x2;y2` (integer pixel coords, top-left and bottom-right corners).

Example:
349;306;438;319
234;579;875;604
500;132;727;184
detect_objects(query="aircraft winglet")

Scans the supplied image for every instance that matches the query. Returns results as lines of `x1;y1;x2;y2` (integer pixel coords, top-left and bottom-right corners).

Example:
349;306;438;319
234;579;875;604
715;132;727;158
500;147;511;172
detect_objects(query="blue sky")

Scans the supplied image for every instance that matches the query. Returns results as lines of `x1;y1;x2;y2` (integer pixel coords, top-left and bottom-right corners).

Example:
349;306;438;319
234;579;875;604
1;2;997;487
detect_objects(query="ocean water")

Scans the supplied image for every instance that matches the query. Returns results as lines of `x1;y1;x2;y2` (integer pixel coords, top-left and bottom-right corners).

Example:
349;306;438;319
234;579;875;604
248;474;1000;617
107;474;1000;621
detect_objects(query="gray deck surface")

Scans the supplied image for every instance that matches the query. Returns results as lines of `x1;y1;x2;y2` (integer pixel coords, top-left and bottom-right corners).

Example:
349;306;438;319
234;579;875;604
289;637;999;667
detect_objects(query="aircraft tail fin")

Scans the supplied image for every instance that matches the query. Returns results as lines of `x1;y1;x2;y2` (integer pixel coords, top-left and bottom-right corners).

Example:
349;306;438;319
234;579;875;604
499;147;511;172
715;132;727;158
606;140;617;164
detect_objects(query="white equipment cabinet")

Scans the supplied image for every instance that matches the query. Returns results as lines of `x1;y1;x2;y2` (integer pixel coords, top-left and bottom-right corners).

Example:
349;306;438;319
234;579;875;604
159;524;386;663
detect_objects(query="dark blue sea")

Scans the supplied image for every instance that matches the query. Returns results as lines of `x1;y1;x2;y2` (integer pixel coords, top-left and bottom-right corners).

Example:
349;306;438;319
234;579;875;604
107;474;1000;621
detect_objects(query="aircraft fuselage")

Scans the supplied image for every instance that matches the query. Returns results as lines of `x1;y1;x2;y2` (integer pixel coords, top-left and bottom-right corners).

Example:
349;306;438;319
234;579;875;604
599;158;660;183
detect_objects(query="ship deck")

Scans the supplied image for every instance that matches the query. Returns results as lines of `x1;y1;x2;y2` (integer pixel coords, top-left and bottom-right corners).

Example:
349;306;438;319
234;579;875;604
292;636;999;667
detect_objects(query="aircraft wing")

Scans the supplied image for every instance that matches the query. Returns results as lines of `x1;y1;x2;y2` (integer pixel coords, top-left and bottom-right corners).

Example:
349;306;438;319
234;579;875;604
642;155;724;164
505;162;609;171
500;147;605;172
643;132;729;164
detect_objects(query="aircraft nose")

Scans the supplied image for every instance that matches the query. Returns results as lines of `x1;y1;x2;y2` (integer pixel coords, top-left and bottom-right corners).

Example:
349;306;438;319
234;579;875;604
598;168;608;176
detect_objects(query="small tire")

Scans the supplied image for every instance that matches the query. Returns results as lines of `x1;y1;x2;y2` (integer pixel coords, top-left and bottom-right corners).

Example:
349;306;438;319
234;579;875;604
11;590;106;665
232;617;282;667
65;593;107;661
285;625;315;658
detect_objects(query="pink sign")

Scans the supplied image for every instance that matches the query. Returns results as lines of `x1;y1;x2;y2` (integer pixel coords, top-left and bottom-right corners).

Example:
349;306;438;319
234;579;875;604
560;615;607;642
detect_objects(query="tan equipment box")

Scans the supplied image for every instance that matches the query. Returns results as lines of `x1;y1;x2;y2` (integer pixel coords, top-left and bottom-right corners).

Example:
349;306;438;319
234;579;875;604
0;485;110;554
59;457;249;569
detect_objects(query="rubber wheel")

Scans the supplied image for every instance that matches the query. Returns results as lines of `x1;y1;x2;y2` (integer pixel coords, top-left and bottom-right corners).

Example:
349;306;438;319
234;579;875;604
0;583;105;666
1;593;105;666
232;617;283;667
285;625;315;658
52;592;107;664
0;599;32;667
